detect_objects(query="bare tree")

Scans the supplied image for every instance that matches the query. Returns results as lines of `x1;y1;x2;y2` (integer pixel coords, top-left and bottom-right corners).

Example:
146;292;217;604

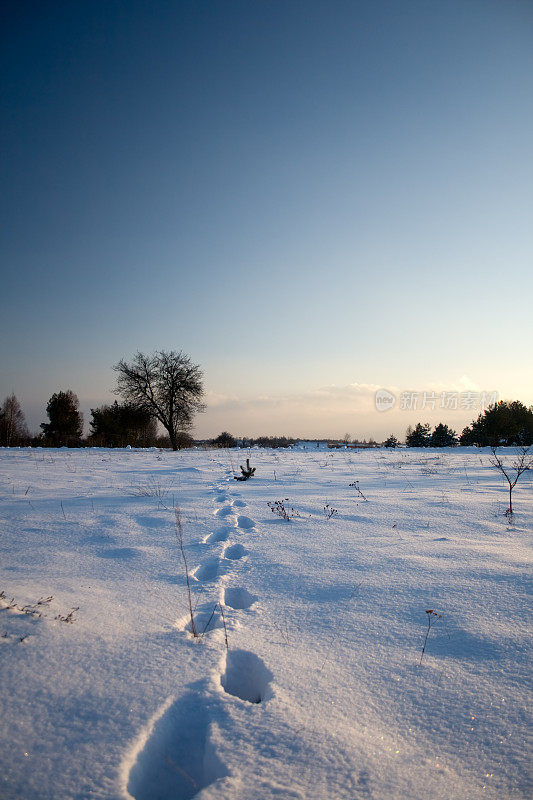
0;394;30;446
489;446;533;517
113;350;205;451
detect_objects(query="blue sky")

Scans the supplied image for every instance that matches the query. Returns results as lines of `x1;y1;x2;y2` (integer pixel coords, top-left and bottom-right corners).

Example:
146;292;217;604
1;0;532;438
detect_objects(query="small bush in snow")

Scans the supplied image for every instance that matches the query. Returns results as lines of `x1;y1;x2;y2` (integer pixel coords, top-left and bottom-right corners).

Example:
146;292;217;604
419;609;443;666
267;499;299;521
489;446;532;518
129;476;168;500
323;503;338;519
349;481;367;501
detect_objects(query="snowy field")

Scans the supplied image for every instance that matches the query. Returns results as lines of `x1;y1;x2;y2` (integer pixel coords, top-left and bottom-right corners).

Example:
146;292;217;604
0;446;531;800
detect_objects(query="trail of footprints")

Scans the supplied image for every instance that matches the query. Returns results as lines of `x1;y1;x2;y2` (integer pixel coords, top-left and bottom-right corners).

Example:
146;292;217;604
193;480;255;592
125;471;271;800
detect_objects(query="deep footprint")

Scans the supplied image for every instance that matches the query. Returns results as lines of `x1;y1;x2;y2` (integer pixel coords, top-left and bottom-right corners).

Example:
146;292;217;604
215;505;234;518
237;515;255;530
193;557;221;583
205;527;232;544
232;499;246;508
126;688;227;800
223;587;257;610
220;650;273;704
181;603;223;635
223;543;247;560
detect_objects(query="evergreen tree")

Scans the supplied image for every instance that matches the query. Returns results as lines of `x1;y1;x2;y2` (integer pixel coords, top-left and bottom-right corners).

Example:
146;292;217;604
459;425;475;445
461;400;533;446
0;394;30;446
89;401;157;447
405;422;431;447
41;390;83;446
430;423;458;447
384;434;399;448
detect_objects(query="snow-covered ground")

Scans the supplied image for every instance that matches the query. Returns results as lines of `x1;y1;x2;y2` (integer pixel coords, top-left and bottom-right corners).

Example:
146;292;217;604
0;446;531;800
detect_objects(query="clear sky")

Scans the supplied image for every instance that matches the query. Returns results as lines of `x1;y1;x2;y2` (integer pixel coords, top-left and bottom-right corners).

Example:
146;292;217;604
1;0;532;440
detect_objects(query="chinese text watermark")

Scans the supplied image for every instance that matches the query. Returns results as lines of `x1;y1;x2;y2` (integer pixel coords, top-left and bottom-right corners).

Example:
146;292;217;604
375;390;498;412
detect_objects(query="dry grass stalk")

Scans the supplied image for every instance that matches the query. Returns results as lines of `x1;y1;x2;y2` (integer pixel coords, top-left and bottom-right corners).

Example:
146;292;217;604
175;508;198;638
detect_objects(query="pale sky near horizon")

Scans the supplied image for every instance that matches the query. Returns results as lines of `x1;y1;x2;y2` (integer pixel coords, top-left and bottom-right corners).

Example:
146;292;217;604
1;0;532;439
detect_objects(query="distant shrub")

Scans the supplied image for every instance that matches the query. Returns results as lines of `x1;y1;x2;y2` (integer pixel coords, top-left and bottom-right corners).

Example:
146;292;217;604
212;431;237;448
384;434;399;448
245;435;297;449
155;432;194;449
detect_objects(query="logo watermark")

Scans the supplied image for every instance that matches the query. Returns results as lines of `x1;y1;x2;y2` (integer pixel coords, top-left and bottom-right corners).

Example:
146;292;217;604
375;389;396;412
375;389;499;412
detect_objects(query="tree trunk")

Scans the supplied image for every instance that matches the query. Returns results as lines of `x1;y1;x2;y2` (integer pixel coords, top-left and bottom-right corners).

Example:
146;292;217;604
168;427;178;451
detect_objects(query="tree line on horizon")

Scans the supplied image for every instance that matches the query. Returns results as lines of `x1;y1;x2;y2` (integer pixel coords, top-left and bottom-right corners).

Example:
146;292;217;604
2;395;532;450
396;400;533;448
1;350;532;449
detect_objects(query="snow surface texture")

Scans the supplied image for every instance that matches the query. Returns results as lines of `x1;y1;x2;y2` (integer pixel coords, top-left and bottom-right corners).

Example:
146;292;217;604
0;446;531;799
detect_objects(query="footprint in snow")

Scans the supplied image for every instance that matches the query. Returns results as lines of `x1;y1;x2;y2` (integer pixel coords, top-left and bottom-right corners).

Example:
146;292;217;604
215;494;229;504
237;515;255;530
232;499;246;508
204;526;232;544
193;557;224;583
223;587;257;610
223;543;247;561
215;505;234;518
177;602;223;635
125;687;228;800
220;649;273;704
